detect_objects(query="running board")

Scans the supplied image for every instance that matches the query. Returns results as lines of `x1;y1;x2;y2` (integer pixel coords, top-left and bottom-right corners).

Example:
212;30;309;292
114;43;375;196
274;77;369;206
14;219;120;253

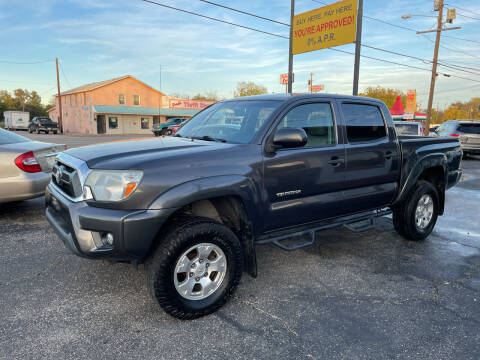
256;208;391;251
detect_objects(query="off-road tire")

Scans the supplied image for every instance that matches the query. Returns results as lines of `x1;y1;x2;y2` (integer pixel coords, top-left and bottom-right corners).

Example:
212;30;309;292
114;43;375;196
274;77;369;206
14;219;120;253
392;180;439;241
145;216;244;320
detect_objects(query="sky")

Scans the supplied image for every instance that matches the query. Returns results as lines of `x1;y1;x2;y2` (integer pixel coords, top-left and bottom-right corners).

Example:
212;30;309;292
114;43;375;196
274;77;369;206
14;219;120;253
1;0;480;109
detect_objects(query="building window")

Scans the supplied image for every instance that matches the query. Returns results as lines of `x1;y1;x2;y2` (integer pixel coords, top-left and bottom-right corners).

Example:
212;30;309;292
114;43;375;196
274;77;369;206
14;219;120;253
69;95;72;106
83;92;87;105
119;94;125;105
133;95;140;106
141;117;149;129
75;94;78;106
108;117;118;129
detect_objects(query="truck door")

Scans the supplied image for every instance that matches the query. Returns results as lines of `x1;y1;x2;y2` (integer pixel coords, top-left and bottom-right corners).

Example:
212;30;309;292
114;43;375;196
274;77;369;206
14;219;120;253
262;100;346;231
338;100;400;212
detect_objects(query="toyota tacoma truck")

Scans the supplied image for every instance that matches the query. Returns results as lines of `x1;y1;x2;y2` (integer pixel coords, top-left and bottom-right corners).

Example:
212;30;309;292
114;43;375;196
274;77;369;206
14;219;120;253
45;94;462;319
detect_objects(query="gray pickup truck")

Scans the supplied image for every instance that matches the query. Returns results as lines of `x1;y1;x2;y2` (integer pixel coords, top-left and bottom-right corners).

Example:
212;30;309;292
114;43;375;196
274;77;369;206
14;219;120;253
45;94;462;319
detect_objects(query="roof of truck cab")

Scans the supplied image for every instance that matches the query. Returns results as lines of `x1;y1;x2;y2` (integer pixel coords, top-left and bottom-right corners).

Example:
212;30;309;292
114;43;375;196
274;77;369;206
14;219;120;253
223;93;383;103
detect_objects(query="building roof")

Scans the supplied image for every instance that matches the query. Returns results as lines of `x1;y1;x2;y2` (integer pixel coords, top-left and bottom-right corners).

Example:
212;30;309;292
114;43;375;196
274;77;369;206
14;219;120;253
60;75;164;96
93;105;199;117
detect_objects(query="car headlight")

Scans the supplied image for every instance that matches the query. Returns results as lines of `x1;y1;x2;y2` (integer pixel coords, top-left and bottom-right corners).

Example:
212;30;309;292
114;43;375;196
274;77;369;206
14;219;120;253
84;170;143;202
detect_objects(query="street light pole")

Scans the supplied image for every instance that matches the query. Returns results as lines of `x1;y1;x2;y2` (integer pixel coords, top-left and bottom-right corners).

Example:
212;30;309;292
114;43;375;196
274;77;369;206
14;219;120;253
425;0;444;136
287;0;294;94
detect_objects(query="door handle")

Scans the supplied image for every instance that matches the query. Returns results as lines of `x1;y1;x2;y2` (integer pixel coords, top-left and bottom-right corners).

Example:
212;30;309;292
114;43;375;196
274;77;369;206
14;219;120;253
328;156;344;167
384;151;393;160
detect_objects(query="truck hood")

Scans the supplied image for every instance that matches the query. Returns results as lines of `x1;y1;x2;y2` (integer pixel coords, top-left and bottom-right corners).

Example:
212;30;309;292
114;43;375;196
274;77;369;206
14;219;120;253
65;137;224;169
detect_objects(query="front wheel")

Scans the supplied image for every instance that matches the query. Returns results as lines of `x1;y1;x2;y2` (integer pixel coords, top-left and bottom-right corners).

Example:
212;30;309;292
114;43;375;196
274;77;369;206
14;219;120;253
53;130;57;134
36;128;40;134
392;180;439;241
145;216;244;320
45;130;49;134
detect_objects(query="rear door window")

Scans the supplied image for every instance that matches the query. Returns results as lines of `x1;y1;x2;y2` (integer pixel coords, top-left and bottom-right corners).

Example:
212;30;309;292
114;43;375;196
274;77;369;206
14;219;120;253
458;123;480;134
395;123;419;135
342;103;387;143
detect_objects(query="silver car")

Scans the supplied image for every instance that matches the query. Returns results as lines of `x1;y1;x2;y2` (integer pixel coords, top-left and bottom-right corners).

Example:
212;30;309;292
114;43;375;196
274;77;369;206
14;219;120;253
0;129;65;203
432;120;480;157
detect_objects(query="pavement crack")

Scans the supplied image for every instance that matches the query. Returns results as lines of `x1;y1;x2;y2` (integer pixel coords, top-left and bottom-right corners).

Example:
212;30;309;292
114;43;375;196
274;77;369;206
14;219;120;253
236;297;315;360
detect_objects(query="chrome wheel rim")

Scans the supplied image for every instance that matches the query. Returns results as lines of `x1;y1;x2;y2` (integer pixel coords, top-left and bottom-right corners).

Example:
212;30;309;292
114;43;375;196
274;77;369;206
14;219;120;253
173;243;227;301
415;194;434;230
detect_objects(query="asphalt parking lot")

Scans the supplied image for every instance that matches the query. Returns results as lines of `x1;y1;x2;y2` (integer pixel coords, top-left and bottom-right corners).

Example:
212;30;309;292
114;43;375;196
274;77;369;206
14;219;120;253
1;135;479;359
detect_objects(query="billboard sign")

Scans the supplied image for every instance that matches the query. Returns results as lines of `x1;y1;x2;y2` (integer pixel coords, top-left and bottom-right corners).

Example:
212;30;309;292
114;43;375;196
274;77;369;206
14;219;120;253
406;90;417;113
280;73;294;84
311;84;324;92
292;0;357;55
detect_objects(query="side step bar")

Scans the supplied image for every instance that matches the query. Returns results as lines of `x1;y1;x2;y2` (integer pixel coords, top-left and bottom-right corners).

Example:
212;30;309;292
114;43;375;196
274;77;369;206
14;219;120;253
256;208;392;251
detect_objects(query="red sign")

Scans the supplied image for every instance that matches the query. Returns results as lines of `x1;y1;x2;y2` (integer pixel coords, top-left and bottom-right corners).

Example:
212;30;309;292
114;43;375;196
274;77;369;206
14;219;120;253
280;73;294;84
311;84;324;92
168;99;214;110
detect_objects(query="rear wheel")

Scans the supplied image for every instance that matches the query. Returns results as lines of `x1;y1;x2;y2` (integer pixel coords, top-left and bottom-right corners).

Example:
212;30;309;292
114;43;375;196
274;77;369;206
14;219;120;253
28;127;33;133
45;130;49;134
36;128;40;134
53;130;57;134
392;180;439;241
145;216;243;320
160;128;167;135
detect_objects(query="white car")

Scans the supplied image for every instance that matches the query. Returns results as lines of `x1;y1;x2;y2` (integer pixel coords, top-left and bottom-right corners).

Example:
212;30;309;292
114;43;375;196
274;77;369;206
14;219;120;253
394;121;425;136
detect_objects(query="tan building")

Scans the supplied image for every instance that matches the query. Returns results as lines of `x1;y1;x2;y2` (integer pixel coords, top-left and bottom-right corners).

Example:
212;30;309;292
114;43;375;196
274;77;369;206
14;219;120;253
48;75;214;135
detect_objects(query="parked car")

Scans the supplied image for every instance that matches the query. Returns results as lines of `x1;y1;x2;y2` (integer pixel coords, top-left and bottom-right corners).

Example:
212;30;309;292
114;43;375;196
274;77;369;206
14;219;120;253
0;128;65;203
394;121;425;136
431;120;480;157
28;117;59;134
165;119;188;135
45;94;462;320
152;118;187;136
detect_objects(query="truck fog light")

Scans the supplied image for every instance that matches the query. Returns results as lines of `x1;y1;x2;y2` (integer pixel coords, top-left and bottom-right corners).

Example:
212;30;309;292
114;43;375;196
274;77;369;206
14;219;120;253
105;233;114;246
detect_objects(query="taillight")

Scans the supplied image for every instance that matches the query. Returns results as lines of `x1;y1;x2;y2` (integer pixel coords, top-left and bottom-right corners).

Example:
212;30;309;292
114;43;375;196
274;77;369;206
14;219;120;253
172;127;178;133
449;133;460;137
14;151;41;173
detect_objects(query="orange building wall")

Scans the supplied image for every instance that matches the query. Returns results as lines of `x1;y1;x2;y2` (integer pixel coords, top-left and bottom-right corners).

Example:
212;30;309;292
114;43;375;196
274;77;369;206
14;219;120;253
49;76;166;134
90;77;163;108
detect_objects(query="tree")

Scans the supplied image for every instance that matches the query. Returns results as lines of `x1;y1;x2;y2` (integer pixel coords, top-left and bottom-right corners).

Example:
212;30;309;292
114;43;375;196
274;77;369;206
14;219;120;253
191;91;218;101
234;81;267;97
359;86;406;109
0;89;49;122
442;97;480;122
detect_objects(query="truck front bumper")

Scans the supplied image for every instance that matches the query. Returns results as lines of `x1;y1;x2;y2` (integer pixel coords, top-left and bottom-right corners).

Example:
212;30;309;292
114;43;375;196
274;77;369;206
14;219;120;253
45;184;176;260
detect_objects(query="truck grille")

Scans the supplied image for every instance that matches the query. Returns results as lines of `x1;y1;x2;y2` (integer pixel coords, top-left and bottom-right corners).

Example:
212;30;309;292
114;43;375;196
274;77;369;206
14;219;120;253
52;160;83;198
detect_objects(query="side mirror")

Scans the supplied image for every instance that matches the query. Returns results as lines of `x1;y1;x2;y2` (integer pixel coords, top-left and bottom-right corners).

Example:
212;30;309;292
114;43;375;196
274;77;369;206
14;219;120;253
272;127;307;149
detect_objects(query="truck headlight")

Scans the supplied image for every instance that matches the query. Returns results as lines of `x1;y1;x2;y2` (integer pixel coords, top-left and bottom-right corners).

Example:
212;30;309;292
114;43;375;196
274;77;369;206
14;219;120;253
84;170;143;202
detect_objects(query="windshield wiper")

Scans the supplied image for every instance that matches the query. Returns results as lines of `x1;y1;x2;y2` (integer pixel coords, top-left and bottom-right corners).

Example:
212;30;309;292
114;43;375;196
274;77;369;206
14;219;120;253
191;135;227;143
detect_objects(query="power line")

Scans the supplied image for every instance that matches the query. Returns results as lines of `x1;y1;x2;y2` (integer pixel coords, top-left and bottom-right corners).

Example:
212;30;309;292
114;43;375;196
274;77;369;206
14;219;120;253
362;44;480;76
58;61;73;90
445;3;480;17
0;59;53;64
421;34;480;60
455;11;480;21
327;47;480;84
141;0;289;39
198;0;289;26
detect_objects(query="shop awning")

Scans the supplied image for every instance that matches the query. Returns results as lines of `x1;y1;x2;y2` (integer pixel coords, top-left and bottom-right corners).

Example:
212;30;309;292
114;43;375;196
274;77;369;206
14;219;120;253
93;105;199;117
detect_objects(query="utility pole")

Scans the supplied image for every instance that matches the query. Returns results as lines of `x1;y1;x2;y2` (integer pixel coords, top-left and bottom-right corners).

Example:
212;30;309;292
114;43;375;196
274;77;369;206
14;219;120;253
287;0;295;94
55;58;63;133
352;0;363;95
424;1;444;136
309;72;313;93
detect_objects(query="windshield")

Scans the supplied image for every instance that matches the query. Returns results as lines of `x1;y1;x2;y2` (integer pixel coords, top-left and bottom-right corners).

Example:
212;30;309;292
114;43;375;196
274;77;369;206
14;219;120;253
0;128;30;145
395;123;419;135
176;100;283;144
